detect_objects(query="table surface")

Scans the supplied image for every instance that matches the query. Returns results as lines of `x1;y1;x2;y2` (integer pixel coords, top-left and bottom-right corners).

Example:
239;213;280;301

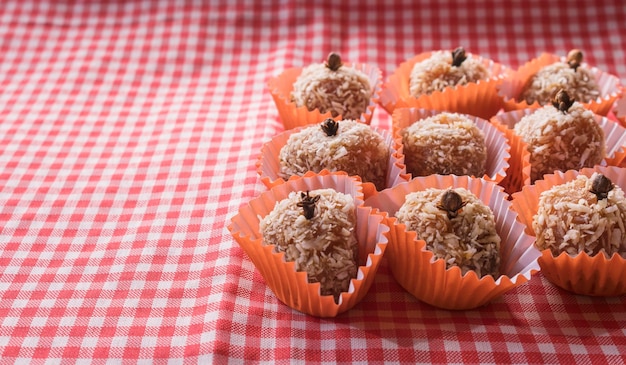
1;1;625;364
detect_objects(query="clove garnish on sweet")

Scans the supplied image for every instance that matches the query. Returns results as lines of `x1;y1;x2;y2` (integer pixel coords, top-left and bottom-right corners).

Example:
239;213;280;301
451;47;467;67
552;89;574;113
320;118;339;136
437;190;467;219
589;174;614;201
567;49;583;71
297;191;320;219
325;52;343;71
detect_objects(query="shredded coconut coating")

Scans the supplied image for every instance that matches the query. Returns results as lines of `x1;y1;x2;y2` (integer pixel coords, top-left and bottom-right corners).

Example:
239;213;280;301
401;112;487;177
514;103;605;182
279;120;389;190
533;174;626;258
409;50;490;97
521;62;600;105
259;189;358;302
395;188;501;278
291;63;372;120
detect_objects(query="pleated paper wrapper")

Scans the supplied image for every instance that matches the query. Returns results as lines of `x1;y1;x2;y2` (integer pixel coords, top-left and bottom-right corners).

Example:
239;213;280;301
391;108;511;184
491;109;626;195
267;63;382;130
378;51;509;120
364;174;540;310
510;166;626;296
613;93;626;129
497;53;623;116
256;125;410;192
228;171;389;317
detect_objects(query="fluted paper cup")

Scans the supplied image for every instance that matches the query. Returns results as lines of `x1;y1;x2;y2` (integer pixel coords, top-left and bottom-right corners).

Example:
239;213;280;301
379;51;509;120
256;125;409;191
491;109;626;194
498;53;623;116
613;93;626;129
391;108;511;184
268;62;382;130
364;174;540;310
510;166;626;296
228;170;389;317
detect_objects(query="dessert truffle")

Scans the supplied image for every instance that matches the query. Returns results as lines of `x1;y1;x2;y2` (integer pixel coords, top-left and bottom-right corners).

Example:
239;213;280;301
409;47;490;97
291;52;372;120
521;49;600;106
513;90;605;182
533;173;626;258
400;112;487;177
259;188;358;302
395;188;501;278
279;119;389;190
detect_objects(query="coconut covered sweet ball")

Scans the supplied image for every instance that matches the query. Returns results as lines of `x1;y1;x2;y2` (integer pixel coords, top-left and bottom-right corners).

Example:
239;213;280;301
400;112;487;178
259;188;359;302
291;52;372;120
409;47;490;97
521;49;601;106
513;90;605;182
279;119;389;190
533;173;626;258
395;188;501;278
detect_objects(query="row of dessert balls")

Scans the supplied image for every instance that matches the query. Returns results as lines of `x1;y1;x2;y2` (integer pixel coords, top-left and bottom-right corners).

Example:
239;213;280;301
228;49;626;317
231;167;626;317
269;48;625;128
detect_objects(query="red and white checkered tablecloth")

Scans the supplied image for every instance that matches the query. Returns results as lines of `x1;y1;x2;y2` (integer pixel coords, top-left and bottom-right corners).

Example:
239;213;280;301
0;1;625;363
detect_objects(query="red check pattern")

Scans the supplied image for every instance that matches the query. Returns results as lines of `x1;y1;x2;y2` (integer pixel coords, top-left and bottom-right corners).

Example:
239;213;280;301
0;1;625;363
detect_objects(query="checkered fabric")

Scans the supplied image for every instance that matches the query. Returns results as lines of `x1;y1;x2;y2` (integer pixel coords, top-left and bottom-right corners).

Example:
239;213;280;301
0;0;625;363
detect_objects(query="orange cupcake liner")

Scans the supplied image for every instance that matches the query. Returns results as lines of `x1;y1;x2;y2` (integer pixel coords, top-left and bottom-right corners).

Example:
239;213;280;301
228;170;389;317
490;113;532;195
613;93;626;128
498;53;623;116
364;174;540;310
510;166;626;296
491;109;626;194
267;62;382;130
256;124;410;191
379;51;509;120
391;108;511;184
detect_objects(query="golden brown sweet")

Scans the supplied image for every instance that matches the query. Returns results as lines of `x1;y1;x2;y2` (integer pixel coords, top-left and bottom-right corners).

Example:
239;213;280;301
279;119;389;190
400;112;487;177
259;188;358;302
409;47;490;97
521;49;600;106
533;173;626;258
395;188;501;278
291;52;372;120
513;90;605;182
